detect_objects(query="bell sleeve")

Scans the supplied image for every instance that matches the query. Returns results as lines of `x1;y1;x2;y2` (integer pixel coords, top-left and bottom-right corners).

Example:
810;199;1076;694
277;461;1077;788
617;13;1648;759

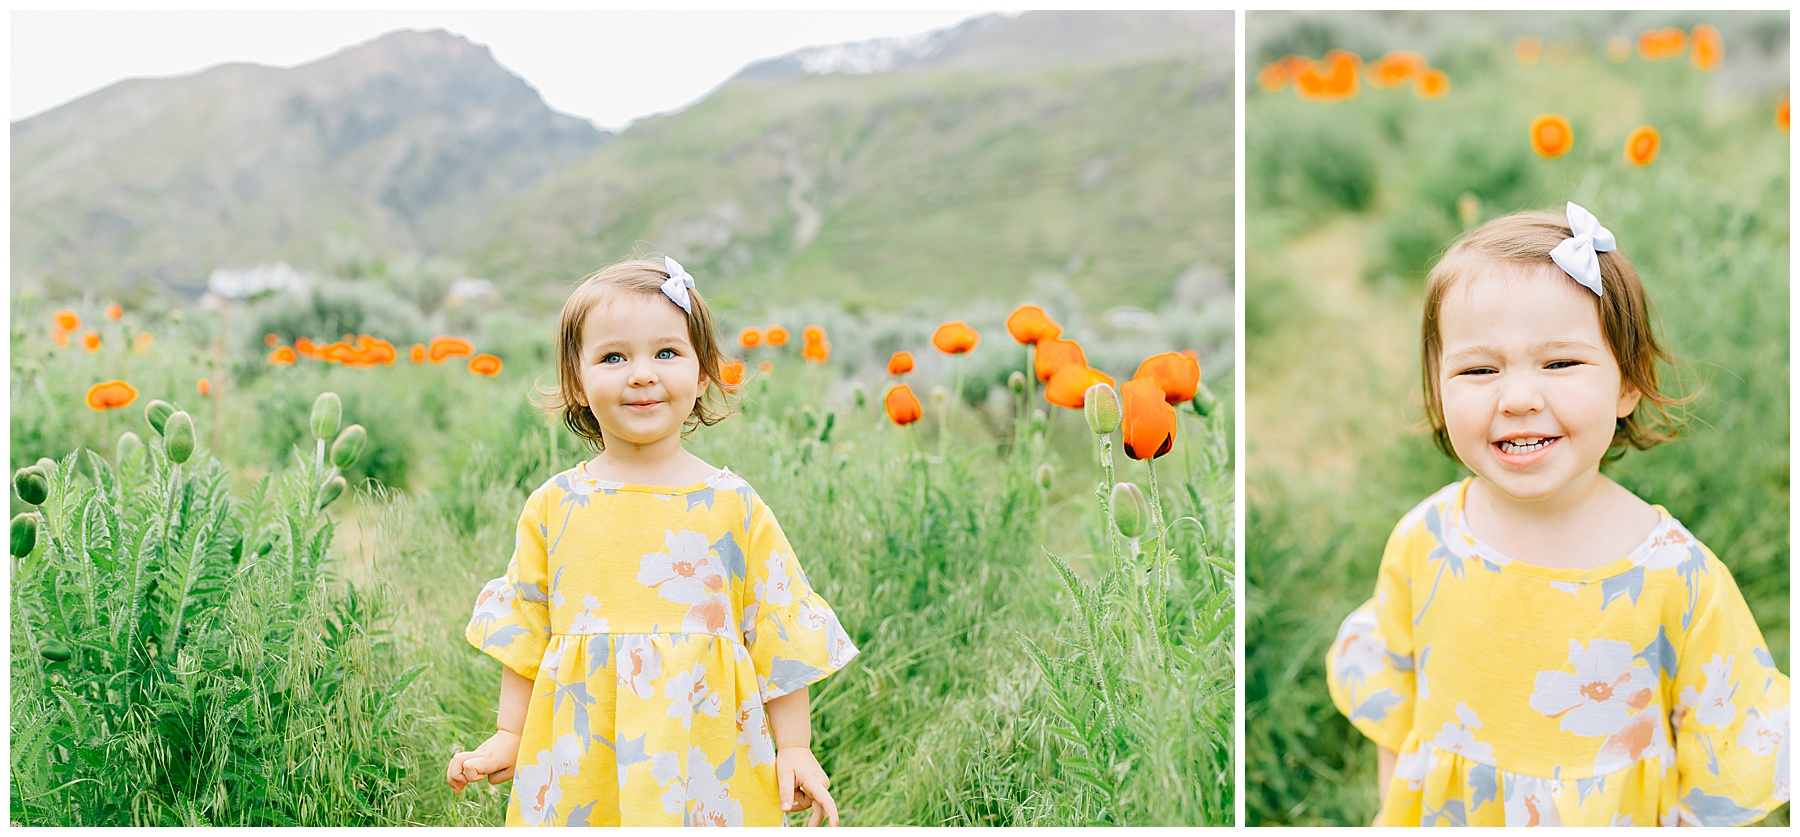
739;497;860;702
1326;519;1419;753
464;485;554;680
1671;554;1790;827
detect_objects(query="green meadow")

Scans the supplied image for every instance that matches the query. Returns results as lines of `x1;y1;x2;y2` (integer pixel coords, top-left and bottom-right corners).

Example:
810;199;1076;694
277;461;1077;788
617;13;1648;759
9;298;1233;825
1245;11;1788;827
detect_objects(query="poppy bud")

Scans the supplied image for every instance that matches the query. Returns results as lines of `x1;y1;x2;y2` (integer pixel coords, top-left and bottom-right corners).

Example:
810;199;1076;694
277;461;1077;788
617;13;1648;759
1009;371;1027;395
852;384;867;409
1191;380;1218;417
164;412;196;464
116;431;144;465
818;411;836;443
1084;383;1121;435
318;475;348;510
1112;482;1150;539
330;424;367;469
311;392;341;440
40;640;72;662
12;512;38;557
1035;463;1054;492
14;467;49;506
1029;409;1047;435
144;399;175;436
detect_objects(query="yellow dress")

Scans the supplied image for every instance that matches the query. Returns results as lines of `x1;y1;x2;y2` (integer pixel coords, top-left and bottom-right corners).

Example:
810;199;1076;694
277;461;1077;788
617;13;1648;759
1327;479;1789;827
464;465;859;826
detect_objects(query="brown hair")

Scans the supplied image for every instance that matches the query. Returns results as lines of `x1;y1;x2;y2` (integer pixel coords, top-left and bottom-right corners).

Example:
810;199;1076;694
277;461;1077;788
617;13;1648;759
1420;209;1689;463
537;259;736;451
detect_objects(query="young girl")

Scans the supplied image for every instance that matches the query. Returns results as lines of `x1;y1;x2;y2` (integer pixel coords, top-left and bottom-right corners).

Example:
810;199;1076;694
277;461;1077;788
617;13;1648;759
1326;204;1789;827
445;257;859;826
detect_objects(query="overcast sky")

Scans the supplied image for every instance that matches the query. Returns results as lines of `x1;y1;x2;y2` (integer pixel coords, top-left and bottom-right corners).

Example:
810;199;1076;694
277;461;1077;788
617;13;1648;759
11;10;1003;131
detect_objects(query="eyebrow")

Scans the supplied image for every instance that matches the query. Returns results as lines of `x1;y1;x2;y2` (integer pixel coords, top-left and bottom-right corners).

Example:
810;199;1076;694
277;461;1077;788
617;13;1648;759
586;336;691;353
1442;340;1604;364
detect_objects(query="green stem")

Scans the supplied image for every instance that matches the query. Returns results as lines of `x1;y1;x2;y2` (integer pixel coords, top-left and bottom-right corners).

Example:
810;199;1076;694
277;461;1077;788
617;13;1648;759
1097;435;1120;566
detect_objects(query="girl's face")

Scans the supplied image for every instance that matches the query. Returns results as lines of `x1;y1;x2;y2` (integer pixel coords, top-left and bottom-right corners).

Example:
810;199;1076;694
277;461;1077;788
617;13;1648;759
574;290;703;455
1436;263;1641;505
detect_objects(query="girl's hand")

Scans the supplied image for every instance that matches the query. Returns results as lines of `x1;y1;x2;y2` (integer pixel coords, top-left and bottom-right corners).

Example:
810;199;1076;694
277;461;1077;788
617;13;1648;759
446;729;522;793
776;746;839;826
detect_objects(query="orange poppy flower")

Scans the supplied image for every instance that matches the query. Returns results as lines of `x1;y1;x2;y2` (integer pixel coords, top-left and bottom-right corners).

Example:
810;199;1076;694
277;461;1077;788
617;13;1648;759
1368;51;1426;88
887;351;915;376
133;332;154;354
1530;114;1573;159
932;321;980;354
719;359;745;387
1258;60;1291;93
801;339;832;364
884;384;923;426
428;336;474;363
468;354;503;376
1296;50;1360;101
106;302;123;321
1134;352;1202;405
81;331;101;352
269;346;297;366
410;344;426;363
295;336;316;356
363;339;397;366
1120;377;1176;460
1638;28;1686;61
52;329;70;348
1044;365;1116;410
1005;304;1062;344
765;326;790;347
197;378;212;396
1034;337;1088;383
1779;97;1790;133
1691;24;1721;71
758;361;774;375
739;328;763;349
264;333;279;347
53;309;79;332
320;342;357;364
1515;36;1542;64
1624;126;1660;167
1415;69;1449;99
802;325;826;345
85;380;138;411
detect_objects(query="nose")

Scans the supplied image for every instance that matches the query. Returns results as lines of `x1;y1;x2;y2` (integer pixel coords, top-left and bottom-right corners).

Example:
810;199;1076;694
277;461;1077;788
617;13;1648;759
1495;371;1544;416
627;357;658;387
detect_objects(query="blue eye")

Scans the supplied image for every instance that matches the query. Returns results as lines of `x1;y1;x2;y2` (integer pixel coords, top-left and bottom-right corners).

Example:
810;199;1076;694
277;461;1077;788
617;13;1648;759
1546;360;1580;370
657;348;678;359
601;353;624;364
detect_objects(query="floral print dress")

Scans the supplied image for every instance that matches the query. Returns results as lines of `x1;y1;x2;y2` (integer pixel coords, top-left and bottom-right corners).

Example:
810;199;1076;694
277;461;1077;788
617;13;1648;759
465;465;859;826
1327;479;1789;827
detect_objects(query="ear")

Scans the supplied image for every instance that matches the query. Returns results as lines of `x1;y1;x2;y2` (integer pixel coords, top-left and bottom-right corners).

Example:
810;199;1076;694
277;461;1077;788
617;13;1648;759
1615;380;1642;418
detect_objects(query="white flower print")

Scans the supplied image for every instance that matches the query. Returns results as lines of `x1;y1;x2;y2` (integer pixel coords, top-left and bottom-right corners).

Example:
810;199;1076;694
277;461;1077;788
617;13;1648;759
1595;708;1673;774
1430;703;1494;763
1394;742;1439;791
470;576;515;622
1502;774;1562;827
652;746;744;826
1529;638;1655;736
1678;654;1739;729
514;761;560;826
1610;813;1635;827
665;663;724;728
539;643;566;683
1737;705;1788;757
639;529;726;605
1331;608;1386;687
569;593;611;635
712;471;748;493
798;598;830;631
755;550;795;610
737;702;776;767
616;637;663;700
652;749;685;814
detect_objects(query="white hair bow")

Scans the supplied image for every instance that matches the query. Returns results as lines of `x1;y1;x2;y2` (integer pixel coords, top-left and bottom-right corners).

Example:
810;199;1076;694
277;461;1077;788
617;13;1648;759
1548;202;1616;298
660;256;696;314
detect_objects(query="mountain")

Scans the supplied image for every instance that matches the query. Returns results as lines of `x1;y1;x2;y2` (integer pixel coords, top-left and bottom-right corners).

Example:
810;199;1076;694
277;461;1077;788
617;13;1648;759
12;29;607;295
12;12;1234;313
468;10;1234;312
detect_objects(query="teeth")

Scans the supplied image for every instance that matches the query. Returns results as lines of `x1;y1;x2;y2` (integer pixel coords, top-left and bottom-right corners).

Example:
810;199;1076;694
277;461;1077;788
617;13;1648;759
1499;437;1552;454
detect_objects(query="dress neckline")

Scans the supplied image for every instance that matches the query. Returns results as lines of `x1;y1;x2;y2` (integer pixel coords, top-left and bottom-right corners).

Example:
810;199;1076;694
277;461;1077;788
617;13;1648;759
572;462;736;495
1449;478;1675;583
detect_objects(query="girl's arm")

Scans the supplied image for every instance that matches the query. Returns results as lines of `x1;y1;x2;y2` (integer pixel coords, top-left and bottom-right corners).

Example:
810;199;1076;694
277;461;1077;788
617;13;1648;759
447;665;533;792
767;686;840;826
1373;745;1396;824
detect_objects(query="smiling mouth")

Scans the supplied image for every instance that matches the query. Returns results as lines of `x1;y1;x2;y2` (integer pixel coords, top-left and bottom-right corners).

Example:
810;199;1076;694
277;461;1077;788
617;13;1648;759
1495;436;1559;455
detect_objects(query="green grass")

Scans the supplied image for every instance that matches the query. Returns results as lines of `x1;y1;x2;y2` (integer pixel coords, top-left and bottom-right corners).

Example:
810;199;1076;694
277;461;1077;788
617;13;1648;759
1246;11;1788;828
